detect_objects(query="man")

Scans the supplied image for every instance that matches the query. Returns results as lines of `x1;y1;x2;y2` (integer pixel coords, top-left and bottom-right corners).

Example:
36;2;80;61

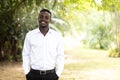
22;9;64;80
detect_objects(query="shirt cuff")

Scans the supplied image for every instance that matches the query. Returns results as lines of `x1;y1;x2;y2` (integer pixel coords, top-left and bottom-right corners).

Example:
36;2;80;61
24;68;30;75
56;71;61;77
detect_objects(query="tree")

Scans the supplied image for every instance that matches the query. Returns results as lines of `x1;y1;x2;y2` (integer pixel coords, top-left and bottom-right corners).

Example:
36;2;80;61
0;0;65;61
94;0;120;57
0;0;26;61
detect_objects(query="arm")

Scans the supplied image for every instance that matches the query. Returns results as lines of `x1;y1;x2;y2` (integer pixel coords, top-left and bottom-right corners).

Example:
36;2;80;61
55;34;64;77
22;33;31;75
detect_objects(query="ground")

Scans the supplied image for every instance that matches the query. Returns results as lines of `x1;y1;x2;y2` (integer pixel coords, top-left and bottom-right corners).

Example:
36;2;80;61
0;61;24;80
0;48;120;80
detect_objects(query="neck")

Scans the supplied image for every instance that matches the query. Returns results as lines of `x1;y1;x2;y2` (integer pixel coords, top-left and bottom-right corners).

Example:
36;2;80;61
39;27;49;36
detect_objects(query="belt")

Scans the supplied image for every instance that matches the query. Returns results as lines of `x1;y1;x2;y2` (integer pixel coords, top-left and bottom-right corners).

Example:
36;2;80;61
31;69;55;75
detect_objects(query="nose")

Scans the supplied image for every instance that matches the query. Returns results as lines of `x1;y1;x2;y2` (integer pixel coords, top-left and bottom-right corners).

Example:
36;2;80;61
40;16;47;21
41;17;46;21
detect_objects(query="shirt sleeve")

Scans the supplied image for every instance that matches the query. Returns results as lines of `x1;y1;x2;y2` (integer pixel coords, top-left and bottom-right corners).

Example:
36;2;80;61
22;33;31;75
55;34;64;77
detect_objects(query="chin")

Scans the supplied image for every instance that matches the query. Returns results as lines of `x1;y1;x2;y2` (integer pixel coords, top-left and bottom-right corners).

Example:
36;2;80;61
40;25;46;28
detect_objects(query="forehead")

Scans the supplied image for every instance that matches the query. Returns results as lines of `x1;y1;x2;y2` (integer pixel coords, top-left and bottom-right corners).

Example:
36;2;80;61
39;11;51;16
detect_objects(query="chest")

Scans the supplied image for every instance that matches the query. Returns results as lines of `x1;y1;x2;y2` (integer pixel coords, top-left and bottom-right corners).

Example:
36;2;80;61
29;34;59;48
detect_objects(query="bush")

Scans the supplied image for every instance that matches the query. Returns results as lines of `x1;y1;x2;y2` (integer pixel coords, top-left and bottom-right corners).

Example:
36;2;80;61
109;48;119;57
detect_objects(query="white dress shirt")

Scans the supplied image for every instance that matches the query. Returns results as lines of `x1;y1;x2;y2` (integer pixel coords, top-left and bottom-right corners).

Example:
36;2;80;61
22;28;64;77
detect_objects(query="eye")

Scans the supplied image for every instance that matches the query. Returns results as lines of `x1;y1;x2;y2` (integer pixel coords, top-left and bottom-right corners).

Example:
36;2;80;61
45;17;49;19
39;16;43;19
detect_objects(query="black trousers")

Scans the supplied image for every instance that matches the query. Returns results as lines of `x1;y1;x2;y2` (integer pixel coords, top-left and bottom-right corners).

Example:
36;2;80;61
26;69;59;80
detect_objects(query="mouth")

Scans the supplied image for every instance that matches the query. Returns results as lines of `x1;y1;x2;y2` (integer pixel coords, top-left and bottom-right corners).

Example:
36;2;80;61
39;21;47;27
40;21;46;25
40;21;46;24
41;21;45;23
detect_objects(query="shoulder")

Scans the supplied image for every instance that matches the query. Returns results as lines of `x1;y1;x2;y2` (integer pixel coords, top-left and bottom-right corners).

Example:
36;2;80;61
26;28;39;37
50;29;62;36
50;29;63;40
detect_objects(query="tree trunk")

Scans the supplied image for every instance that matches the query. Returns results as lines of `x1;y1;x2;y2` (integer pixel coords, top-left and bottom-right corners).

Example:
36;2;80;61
114;11;120;57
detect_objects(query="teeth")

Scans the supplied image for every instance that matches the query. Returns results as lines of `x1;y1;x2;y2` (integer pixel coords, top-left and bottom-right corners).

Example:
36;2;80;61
41;21;45;24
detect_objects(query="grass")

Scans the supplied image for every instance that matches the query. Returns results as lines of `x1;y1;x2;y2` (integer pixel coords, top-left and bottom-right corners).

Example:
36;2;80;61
62;47;120;80
0;47;120;80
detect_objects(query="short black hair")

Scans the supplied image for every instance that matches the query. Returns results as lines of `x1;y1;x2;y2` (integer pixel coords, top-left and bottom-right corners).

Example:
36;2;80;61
40;9;51;16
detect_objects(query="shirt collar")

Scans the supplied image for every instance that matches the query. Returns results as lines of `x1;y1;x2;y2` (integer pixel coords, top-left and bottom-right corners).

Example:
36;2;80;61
36;28;52;34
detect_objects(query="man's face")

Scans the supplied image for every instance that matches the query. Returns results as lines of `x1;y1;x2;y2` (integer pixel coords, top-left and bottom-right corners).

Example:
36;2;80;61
38;11;51;28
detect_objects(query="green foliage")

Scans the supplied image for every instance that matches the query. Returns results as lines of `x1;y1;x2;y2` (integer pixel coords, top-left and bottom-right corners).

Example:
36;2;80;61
8;55;13;62
1;0;120;61
101;0;120;11
0;0;23;61
81;11;113;49
109;47;119;57
94;0;120;11
94;0;120;57
0;0;66;61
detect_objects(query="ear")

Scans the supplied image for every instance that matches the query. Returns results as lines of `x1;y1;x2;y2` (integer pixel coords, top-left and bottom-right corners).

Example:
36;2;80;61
50;17;52;22
38;16;40;20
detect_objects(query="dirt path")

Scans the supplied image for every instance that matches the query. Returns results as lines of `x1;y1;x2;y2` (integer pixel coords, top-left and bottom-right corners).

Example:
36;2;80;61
0;62;24;80
62;52;120;80
0;52;120;80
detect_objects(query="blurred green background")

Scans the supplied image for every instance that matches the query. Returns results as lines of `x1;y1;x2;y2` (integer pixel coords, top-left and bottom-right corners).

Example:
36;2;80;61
1;0;120;61
0;0;120;80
